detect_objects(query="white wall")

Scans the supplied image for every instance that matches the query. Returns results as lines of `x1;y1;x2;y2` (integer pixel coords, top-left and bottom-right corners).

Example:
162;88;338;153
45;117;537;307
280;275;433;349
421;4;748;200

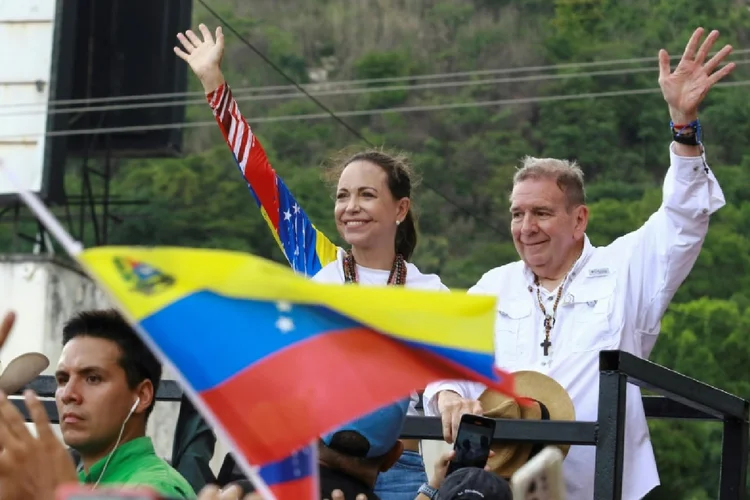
0;255;108;375
0;0;56;197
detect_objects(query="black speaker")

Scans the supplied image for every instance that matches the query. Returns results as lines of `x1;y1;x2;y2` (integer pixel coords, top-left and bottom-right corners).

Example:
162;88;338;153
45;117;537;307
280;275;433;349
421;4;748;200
53;0;193;158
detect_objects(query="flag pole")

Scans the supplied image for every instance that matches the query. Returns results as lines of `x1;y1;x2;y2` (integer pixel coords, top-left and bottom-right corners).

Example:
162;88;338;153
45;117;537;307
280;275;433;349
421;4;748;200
0;161;280;500
0;162;84;257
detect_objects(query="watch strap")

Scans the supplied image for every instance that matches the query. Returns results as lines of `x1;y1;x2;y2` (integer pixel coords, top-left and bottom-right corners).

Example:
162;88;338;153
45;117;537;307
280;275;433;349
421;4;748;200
418;483;439;499
670;119;702;146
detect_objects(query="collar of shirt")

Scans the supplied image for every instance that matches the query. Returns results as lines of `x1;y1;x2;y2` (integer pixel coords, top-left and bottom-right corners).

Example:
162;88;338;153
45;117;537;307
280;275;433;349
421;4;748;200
522;234;595;289
78;436;155;483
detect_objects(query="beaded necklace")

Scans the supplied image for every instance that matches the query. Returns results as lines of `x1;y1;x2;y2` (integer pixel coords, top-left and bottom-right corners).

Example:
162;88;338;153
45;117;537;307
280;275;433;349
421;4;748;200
534;274;570;356
343;251;407;285
532;248;587;356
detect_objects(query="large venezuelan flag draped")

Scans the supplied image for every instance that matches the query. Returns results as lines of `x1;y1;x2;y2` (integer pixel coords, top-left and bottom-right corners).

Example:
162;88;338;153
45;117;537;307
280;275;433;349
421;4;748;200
78;246;514;467
207;82;338;276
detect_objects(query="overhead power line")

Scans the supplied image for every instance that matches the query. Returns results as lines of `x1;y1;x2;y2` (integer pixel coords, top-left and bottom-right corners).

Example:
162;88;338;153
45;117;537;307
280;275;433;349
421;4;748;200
5;0;742;233
3;79;747;141
2;48;746;111
5;61;750;119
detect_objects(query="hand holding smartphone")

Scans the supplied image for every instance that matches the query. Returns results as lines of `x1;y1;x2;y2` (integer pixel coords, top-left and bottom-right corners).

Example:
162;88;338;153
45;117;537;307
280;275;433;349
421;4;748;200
446;414;496;476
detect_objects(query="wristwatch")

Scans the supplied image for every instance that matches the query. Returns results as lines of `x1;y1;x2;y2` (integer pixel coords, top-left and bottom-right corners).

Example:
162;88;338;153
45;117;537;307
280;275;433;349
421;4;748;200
418;483;439;499
670;119;702;146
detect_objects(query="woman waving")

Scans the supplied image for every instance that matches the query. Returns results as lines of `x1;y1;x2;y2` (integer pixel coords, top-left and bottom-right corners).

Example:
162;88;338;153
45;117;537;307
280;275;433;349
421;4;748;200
175;24;448;500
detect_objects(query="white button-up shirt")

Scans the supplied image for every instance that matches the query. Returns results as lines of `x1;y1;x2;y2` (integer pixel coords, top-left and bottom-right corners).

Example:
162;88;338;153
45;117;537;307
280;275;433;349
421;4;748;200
423;144;725;500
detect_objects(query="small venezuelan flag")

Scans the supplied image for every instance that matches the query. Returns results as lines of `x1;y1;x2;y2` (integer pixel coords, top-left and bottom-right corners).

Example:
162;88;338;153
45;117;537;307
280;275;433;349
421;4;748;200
78;246;514;467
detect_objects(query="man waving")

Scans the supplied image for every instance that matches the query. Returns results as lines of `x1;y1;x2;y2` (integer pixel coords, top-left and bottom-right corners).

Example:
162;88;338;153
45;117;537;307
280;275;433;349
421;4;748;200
424;27;734;500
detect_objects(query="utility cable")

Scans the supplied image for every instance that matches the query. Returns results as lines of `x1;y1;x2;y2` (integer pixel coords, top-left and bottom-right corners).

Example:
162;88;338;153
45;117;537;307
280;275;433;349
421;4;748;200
6;60;749;118
2;79;747;141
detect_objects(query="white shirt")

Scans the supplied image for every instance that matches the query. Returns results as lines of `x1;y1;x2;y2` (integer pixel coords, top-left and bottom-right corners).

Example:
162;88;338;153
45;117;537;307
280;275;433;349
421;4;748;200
423;144;725;500
313;249;449;416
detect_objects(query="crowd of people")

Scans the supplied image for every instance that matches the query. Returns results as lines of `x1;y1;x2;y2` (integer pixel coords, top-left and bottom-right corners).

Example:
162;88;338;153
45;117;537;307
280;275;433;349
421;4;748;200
0;23;734;500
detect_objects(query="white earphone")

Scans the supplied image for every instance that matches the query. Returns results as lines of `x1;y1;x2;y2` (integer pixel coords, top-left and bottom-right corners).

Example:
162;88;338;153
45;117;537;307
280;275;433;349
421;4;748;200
93;395;142;488
130;396;140;414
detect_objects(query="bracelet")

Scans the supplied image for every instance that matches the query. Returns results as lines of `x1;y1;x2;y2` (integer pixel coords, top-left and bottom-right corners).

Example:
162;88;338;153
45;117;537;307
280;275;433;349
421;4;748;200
670;119;702;146
418;483;439;499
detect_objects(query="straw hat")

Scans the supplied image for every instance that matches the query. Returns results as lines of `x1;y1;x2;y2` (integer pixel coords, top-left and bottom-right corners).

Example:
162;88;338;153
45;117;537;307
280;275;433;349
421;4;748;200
0;353;49;394
479;370;575;478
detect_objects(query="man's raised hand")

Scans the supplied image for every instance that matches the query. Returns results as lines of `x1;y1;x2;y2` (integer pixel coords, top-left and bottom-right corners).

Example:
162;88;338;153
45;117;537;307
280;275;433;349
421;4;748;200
658;27;736;125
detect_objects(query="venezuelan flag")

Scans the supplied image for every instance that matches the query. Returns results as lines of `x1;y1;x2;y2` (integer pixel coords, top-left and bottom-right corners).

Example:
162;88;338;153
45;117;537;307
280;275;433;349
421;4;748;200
78;246;513;467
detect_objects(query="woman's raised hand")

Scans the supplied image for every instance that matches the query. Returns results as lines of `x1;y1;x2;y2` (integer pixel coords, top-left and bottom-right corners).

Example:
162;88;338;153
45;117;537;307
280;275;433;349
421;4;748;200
174;23;226;93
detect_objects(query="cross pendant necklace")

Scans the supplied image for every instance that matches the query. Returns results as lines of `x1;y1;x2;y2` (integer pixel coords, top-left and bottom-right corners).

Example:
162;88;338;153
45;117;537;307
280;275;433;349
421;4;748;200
541;315;554;355
534;276;567;356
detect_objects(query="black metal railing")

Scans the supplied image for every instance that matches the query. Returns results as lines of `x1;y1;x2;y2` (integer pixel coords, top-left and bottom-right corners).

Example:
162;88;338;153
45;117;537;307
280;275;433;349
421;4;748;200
14;350;749;500
596;350;749;500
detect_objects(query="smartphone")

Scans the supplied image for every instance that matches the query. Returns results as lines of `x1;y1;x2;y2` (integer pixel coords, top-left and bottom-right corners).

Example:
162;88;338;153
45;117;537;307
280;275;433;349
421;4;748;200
510;446;566;500
446;414;496;476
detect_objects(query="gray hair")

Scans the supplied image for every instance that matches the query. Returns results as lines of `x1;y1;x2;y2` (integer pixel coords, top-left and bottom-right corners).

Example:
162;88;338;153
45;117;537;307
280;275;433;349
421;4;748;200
512;156;586;207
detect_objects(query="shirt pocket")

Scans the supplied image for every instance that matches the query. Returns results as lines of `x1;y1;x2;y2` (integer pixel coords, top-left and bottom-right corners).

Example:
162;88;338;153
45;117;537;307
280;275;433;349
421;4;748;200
570;278;619;353
495;299;532;369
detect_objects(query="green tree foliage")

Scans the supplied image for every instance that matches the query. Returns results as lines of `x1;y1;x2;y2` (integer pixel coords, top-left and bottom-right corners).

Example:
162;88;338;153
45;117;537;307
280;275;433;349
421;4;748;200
2;0;749;495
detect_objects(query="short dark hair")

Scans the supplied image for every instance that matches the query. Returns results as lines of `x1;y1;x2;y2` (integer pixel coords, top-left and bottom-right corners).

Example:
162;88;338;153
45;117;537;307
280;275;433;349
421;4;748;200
62;309;162;418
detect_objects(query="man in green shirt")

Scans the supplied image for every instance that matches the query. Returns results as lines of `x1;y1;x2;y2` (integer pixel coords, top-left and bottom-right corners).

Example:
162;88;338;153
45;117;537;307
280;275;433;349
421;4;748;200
57;309;195;498
77;436;194;498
